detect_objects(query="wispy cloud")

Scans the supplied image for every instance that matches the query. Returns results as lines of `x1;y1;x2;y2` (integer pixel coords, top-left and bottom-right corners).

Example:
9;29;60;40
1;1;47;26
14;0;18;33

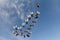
0;0;32;40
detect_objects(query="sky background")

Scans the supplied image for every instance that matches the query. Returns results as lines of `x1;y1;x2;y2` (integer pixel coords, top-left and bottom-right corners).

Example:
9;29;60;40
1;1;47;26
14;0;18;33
0;0;60;40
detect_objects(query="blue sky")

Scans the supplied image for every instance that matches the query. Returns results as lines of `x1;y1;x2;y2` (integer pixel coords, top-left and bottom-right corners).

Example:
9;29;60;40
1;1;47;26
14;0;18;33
0;0;60;40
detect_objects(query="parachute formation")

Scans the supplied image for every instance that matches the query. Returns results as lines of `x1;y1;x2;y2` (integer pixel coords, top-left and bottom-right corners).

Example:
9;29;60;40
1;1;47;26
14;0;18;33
12;3;40;38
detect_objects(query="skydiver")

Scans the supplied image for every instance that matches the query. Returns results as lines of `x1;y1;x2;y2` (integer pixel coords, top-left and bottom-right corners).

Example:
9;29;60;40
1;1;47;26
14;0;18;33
24;30;29;33
26;34;30;37
17;27;22;31
28;31;32;34
35;11;40;19
21;23;26;27
25;19;29;24
12;30;16;34
30;23;34;27
21;32;24;36
36;3;40;8
27;27;32;30
30;12;34;17
13;25;18;30
15;33;19;36
27;15;31;20
34;14;39;19
23;35;26;38
32;20;36;23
